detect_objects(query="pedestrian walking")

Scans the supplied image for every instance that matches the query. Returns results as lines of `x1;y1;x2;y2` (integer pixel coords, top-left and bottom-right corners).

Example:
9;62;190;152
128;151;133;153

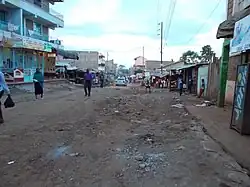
0;70;11;123
33;68;44;99
178;76;183;96
84;69;92;96
145;79;151;93
198;79;205;98
100;71;104;88
188;76;193;94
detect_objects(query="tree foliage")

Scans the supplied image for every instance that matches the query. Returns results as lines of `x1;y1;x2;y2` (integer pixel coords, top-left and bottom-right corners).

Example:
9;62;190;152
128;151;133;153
180;50;200;64
118;64;125;69
179;45;214;64
200;45;214;63
134;69;143;74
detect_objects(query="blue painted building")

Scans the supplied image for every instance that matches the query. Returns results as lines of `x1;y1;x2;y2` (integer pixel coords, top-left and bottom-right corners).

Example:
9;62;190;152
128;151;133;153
0;0;64;82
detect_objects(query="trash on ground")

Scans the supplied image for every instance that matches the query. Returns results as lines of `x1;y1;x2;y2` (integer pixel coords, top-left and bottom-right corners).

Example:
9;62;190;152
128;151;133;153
69;152;80;157
171;104;184;108
7;161;15;165
174;145;185;151
195;103;207;107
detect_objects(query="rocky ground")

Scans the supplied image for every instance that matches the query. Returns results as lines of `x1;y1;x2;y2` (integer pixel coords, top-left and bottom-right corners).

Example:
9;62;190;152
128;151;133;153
0;85;250;187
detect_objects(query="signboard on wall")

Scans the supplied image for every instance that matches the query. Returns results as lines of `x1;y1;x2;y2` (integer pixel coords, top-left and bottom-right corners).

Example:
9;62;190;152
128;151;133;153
230;64;249;134
13;37;52;52
230;15;250;55
23;38;44;51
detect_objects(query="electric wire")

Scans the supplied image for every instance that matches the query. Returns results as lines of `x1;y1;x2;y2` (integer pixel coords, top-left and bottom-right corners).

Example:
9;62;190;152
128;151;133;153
185;0;222;44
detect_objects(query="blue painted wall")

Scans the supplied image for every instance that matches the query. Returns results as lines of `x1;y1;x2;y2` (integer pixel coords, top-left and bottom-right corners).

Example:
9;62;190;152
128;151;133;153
9;8;22;34
197;65;209;96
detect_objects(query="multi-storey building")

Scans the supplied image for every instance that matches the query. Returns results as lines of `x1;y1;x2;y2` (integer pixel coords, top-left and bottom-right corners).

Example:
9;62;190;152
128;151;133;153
145;60;172;72
105;59;117;74
73;51;99;70
0;0;64;82
133;56;146;73
216;0;250;106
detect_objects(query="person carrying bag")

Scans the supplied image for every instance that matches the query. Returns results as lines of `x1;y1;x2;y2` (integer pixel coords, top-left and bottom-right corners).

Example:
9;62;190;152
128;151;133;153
0;70;13;124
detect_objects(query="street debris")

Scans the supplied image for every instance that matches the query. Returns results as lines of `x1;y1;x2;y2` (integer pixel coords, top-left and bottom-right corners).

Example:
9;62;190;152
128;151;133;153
171;104;184;108
7;161;15;165
173;145;185;151
195;100;215;107
2;86;250;186
69;152;80;157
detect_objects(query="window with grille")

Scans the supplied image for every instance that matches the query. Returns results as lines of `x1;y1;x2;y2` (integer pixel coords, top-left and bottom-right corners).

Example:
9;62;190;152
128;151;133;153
0;11;6;22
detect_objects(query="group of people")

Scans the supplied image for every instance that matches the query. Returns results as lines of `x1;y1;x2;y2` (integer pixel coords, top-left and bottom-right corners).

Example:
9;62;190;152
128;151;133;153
144;74;206;98
0;68;98;124
177;75;205;97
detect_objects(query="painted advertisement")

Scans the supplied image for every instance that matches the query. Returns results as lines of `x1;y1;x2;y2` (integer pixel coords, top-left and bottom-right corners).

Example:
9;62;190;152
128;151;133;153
231;64;248;129
230;15;250;55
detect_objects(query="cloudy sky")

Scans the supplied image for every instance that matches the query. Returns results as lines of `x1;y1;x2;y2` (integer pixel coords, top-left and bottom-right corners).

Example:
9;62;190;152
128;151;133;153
50;0;226;67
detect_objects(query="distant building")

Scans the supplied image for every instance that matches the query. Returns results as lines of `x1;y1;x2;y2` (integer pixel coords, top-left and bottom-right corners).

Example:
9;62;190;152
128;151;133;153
71;51;99;70
134;56;146;66
98;53;105;72
0;0;64;82
133;56;146;73
145;60;173;71
105;59;117;74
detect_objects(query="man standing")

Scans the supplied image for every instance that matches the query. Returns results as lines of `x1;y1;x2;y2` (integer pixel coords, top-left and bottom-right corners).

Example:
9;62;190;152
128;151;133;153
0;71;10;123
198;79;205;98
188;76;193;94
84;69;92;96
178;76;183;96
100;71;104;88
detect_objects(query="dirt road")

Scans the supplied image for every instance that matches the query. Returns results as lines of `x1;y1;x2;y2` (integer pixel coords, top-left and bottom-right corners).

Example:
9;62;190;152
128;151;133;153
0;86;250;187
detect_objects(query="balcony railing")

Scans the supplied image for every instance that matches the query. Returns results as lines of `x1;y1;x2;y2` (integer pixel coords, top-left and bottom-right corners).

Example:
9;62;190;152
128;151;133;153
26;30;49;41
0;21;21;34
21;0;64;21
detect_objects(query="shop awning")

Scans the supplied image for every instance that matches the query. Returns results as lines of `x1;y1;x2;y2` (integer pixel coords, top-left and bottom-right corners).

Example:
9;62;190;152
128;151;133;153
217;6;250;39
54;48;79;59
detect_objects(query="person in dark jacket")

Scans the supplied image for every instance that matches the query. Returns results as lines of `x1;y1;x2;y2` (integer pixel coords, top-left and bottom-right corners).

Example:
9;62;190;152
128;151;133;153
33;68;44;99
0;70;10;123
84;69;92;96
100;71;104;88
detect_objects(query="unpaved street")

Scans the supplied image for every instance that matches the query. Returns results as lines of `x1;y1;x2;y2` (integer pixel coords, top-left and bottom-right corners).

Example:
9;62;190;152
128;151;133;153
0;86;250;187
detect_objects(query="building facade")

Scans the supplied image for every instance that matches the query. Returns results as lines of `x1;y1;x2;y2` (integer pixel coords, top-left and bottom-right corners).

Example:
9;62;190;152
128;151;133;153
217;0;250;105
105;59;117;74
145;60;172;71
133;56;146;73
0;0;64;82
73;51;99;70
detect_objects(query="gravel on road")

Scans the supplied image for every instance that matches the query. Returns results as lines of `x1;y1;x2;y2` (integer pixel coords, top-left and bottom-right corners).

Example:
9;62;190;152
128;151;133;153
0;87;249;187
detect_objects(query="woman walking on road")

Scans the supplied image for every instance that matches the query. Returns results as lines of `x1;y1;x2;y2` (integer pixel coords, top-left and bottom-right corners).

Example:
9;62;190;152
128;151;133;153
33;68;44;99
0;70;11;123
84;69;92;96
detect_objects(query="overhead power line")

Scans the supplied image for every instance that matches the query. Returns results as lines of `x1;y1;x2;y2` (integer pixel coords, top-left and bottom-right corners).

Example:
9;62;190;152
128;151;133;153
163;0;177;47
185;0;222;44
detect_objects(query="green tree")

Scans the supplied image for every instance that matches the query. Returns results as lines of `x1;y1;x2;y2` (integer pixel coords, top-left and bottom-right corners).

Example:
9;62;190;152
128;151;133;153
180;50;200;64
200;45;214;63
134;69;143;74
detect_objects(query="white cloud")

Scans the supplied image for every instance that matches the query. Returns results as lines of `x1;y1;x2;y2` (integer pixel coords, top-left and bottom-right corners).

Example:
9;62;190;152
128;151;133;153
54;26;223;67
62;0;121;26
51;0;225;67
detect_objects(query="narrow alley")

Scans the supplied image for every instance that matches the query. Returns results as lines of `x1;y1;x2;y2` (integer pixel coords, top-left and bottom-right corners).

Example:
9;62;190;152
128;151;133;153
0;86;249;187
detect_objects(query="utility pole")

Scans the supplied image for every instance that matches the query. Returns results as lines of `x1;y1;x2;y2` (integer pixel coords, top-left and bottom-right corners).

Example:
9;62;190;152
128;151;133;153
158;22;163;75
142;46;144;69
160;22;163;75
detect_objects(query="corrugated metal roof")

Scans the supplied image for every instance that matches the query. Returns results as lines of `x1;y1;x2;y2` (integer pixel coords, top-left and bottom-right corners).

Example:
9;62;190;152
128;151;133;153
176;63;197;70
